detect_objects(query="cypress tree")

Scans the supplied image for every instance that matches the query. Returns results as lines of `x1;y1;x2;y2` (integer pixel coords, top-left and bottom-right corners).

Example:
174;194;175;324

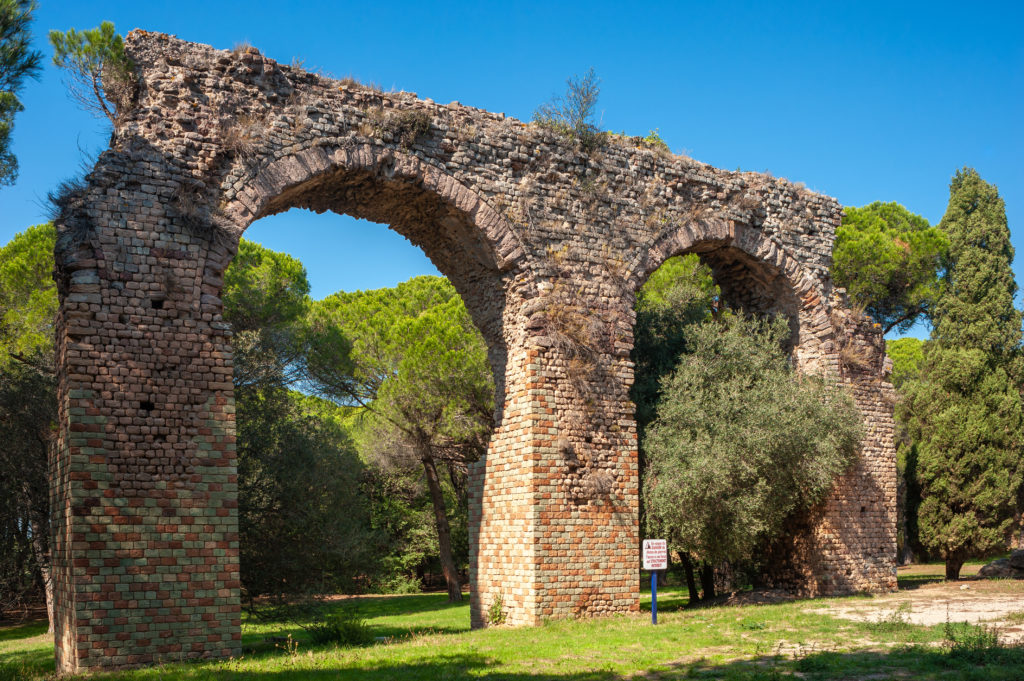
899;168;1024;580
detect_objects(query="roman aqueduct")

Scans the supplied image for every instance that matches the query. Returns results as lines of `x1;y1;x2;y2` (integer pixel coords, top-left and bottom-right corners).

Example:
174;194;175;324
51;31;898;672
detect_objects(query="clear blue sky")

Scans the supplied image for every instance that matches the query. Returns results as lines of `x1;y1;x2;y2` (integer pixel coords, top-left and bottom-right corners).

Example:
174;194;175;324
3;1;1022;338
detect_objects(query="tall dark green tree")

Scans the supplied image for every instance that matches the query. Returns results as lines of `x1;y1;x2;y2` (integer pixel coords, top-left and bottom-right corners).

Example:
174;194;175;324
886;337;925;564
898;168;1024;580
0;0;41;185
832;201;948;334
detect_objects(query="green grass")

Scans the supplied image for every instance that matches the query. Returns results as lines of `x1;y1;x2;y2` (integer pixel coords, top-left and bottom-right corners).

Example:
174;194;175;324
2;587;1023;680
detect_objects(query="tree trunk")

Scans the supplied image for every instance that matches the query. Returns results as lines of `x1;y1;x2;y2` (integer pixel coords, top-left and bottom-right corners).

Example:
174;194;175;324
421;454;462;601
699;564;715;601
897;474;915;565
680;553;699;603
899;542;915;566
29;518;53;634
945;558;963;581
447;463;467;503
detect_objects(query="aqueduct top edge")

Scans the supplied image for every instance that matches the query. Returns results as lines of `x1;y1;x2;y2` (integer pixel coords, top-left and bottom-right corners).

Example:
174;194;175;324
72;29;847;311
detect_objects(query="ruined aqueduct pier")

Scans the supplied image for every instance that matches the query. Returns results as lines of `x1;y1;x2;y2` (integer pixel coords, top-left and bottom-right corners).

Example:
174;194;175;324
51;31;898;672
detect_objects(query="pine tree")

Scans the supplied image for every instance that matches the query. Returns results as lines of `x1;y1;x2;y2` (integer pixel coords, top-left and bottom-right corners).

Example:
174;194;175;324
899;168;1024;580
0;0;42;185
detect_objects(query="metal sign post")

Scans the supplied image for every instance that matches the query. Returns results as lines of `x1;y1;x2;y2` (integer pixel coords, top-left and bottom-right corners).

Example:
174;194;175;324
642;539;667;625
651;570;658;625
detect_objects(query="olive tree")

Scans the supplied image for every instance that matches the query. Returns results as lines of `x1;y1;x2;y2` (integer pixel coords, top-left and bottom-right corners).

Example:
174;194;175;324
643;315;861;598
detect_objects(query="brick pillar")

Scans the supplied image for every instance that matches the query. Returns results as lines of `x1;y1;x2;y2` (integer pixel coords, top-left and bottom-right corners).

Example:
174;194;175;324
52;184;241;673
469;343;541;626
814;311;899;593
764;302;899;595
470;304;640;626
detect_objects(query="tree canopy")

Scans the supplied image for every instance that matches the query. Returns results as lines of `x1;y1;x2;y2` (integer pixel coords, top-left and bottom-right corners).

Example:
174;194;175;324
630;254;718;432
235;386;375;601
222;239;316;389
931;170;1022;357
307;276;493;601
222;239;376;600
885;337;923;391
832;201;948;334
0;222;56;368
305;276;458;408
0;223;55;625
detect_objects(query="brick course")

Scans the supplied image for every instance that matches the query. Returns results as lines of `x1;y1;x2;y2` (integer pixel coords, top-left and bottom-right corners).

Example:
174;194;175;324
51;31;896;673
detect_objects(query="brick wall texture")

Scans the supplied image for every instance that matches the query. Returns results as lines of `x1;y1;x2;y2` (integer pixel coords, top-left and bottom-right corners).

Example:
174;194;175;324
51;31;898;673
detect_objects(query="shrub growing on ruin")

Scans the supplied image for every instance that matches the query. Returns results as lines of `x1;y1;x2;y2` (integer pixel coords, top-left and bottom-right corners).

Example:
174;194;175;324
49;21;134;124
533;67;606;151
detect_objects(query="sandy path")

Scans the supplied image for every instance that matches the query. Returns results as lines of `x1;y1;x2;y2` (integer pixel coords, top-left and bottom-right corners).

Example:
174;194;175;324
809;578;1024;643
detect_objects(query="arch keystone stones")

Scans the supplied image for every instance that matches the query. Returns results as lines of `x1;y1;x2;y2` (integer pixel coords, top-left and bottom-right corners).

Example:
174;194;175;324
51;30;897;673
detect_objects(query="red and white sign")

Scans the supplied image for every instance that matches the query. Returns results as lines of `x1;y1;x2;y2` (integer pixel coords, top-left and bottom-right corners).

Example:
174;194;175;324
642;539;667;570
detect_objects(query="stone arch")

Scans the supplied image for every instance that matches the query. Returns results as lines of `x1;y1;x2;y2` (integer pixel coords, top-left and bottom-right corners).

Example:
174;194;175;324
49;30;897;674
212;142;534;411
630;216;837;372
632;218;819;305
626;213;896;593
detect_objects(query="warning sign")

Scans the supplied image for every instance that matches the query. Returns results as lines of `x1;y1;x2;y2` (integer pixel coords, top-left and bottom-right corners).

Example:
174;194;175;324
642;539;667;570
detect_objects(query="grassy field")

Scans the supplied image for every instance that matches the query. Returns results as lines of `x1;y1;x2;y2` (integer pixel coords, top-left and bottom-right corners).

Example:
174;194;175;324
2;565;1023;680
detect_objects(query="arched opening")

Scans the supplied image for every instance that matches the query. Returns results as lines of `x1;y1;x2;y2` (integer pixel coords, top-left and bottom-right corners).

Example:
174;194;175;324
210;145;526;609
245;210;442;296
215;145;529;415
628;225;852;602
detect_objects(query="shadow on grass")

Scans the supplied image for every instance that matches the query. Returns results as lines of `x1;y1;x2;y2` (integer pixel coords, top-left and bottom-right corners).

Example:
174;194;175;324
0;620;47;643
0;631;54;681
241;594;471;652
897;574;946;590
639;584;693;613
3;622;1024;681
352;593;469;619
79;646;1024;680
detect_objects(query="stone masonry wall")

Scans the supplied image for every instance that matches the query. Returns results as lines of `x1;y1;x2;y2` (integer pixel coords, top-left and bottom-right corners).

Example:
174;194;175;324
51;31;897;672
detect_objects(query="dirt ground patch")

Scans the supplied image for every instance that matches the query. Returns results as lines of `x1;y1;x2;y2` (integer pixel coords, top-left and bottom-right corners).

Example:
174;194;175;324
810;569;1024;643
